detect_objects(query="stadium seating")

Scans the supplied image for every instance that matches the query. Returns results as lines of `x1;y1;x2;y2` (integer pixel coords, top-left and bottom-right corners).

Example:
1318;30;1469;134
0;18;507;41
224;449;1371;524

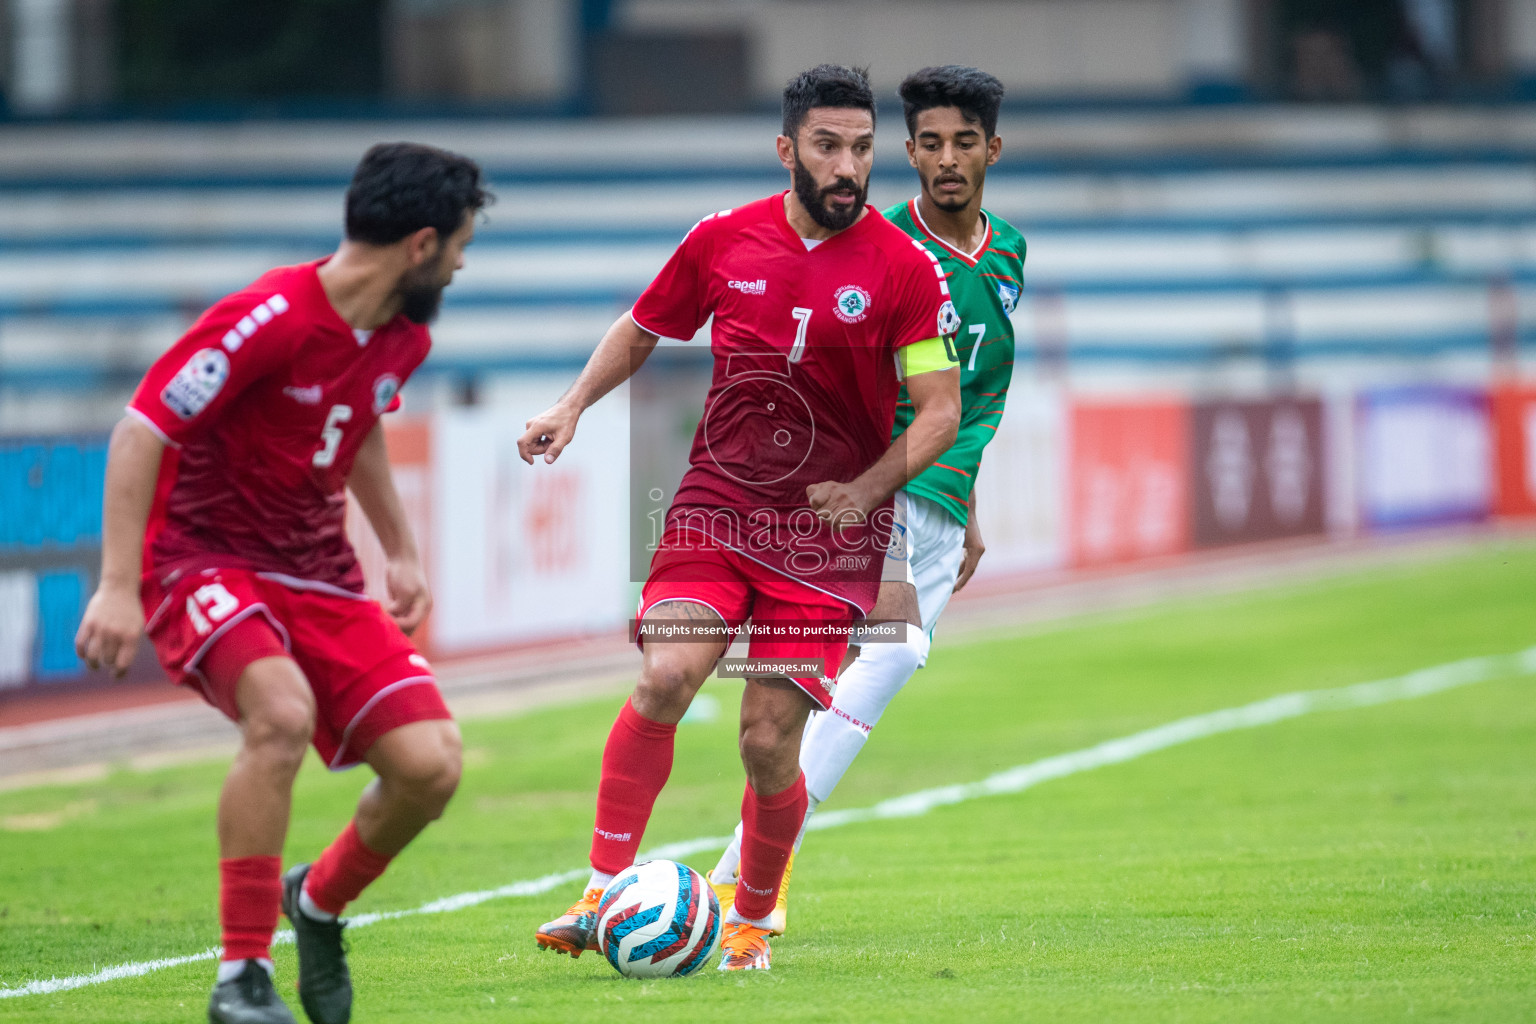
1;107;1532;431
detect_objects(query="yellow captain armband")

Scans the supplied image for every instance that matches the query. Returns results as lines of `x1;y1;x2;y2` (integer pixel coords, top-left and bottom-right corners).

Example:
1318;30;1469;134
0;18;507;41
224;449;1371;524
896;335;959;380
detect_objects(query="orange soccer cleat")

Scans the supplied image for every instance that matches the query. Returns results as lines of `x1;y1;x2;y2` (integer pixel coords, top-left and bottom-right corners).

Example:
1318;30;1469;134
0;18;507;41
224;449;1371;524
535;888;604;957
712;849;794;937
716;921;773;971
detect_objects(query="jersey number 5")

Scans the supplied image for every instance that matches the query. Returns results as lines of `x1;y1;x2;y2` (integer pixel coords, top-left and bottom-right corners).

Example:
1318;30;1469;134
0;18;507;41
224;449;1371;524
314;404;352;468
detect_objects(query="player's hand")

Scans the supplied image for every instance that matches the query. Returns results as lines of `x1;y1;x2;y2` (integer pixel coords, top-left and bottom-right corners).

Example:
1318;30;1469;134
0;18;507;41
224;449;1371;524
806;481;873;533
385;554;432;635
517;402;580;465
954;518;985;592
74;581;145;678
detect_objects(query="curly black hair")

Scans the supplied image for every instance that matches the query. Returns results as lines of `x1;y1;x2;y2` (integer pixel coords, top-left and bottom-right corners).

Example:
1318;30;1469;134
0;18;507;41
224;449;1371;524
345;142;491;245
782;64;876;139
899;66;1005;139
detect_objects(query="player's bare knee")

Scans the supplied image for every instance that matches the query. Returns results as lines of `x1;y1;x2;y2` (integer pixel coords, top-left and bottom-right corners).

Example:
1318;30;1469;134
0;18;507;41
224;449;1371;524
737;716;796;776
418;725;464;816
635;659;705;718
386;722;462;818
234;658;314;766
242;696;314;769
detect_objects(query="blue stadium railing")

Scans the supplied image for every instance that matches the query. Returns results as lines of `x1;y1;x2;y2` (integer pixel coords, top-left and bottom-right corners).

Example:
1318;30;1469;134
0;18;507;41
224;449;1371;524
0;333;1522;392
5;207;1536;252
2;144;1535;189
0;266;1530;318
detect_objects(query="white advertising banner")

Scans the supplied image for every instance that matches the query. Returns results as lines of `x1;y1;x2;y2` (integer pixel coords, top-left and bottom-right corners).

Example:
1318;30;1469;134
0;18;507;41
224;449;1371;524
1357;385;1491;530
971;381;1068;577
0;569;36;688
429;386;631;654
1322;386;1358;538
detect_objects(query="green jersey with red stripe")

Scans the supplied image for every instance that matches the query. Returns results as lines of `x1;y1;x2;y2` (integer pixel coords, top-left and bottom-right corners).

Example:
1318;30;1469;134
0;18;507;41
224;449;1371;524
884;198;1025;525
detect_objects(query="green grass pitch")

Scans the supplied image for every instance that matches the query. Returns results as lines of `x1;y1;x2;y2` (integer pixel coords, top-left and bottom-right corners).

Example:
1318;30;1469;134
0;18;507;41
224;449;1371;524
3;541;1535;1022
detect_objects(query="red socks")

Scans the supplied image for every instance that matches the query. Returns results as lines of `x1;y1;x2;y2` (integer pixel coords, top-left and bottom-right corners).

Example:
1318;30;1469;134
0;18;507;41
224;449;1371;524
303;820;394;916
590;698;677;875
219;856;282;963
735;773;807;920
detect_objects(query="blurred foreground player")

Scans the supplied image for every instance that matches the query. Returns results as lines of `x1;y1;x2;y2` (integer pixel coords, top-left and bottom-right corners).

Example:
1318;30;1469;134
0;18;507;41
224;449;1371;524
74;143;488;1024
710;66;1026;932
520;65;961;971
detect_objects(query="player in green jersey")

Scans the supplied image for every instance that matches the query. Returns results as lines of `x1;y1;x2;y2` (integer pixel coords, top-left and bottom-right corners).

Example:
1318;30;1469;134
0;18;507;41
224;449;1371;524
709;65;1025;931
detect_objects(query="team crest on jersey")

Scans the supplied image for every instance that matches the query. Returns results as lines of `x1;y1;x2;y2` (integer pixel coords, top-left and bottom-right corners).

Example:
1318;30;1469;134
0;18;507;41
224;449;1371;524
833;284;871;323
161;348;230;420
996;281;1020;315
372;374;401;415
936;300;961;338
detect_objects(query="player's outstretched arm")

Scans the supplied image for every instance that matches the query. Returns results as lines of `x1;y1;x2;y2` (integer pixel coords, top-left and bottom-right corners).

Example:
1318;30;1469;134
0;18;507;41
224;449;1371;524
517;312;659;465
349;421;431;635
74;416;165;676
807;365;961;529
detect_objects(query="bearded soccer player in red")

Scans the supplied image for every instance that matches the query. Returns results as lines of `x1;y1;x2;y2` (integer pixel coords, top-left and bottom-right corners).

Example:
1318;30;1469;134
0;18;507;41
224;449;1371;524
521;65;962;972
73;143;487;1024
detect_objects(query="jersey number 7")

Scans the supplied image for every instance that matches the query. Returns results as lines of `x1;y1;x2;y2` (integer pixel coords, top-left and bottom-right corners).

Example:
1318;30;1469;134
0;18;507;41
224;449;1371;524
790;308;812;363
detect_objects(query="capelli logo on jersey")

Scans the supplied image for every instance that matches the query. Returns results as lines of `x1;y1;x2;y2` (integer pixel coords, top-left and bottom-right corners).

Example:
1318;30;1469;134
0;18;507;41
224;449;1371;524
729;278;767;296
283;384;323;405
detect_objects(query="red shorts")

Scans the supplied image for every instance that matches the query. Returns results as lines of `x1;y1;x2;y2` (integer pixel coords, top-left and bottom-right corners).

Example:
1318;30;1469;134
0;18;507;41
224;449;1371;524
637;535;855;710
143;567;452;769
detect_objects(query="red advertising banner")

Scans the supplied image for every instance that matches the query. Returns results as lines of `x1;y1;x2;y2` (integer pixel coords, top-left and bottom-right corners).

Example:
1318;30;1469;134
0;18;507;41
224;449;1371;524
1491;385;1536;517
1190;398;1327;548
1068;400;1190;567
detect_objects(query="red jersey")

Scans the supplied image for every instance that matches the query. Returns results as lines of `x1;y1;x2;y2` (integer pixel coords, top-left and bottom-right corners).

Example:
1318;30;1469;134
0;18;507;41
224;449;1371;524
631;192;953;613
128;259;430;594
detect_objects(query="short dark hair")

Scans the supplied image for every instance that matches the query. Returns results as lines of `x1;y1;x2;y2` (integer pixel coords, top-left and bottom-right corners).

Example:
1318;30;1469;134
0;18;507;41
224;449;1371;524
899;65;1005;139
781;64;876;140
344;142;491;246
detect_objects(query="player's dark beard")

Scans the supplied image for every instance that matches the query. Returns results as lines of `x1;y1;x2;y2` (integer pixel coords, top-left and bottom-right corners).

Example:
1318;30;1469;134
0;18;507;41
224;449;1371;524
399;283;445;325
398;258;449;324
792;153;867;232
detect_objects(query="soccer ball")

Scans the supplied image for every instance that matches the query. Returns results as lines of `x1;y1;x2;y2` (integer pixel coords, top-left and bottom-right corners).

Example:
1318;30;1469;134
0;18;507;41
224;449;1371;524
596;859;722;978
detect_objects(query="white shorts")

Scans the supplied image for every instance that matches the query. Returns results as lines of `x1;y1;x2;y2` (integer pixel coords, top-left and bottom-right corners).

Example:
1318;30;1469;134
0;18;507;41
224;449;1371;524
862;490;967;664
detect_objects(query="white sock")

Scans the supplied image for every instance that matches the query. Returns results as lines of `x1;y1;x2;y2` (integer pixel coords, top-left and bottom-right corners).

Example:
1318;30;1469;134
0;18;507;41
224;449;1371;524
585;869;614;893
298;889;336;923
710;822;745;883
792;797;820;852
217;958;273;983
801;632;928;804
713;633;926;881
724;904;775;930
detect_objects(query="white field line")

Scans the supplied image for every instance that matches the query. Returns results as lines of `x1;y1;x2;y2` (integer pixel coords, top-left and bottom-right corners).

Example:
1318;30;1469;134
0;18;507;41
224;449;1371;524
4;644;1533;1000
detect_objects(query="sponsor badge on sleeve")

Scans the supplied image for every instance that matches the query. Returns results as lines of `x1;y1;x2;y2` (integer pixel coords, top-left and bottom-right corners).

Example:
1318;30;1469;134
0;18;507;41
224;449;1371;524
161;348;231;420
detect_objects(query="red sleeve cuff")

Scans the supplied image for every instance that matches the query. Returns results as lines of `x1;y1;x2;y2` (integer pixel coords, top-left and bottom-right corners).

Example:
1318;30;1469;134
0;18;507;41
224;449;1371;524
125;404;182;449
